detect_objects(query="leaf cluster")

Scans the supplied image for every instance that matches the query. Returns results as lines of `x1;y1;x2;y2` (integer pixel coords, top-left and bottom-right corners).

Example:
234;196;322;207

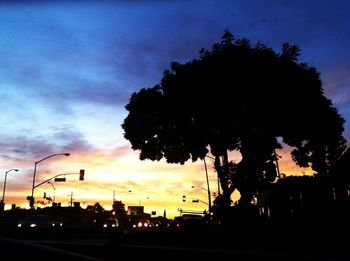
122;31;346;175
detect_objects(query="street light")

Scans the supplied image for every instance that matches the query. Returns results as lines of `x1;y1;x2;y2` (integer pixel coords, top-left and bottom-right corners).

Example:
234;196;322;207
191;185;208;192
191;185;211;209
30;153;70;208
48;181;56;203
2;169;18;206
191;198;209;205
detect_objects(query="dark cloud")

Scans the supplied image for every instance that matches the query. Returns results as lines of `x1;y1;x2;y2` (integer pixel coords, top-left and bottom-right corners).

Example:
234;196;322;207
324;63;350;99
37;76;131;109
0;127;95;161
0;136;55;161
100;0;350;96
51;126;95;152
104;11;223;90
322;63;350;143
1;0;349;139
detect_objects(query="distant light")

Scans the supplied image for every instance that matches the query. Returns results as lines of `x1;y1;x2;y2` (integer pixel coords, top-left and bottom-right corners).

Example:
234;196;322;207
30;224;36;227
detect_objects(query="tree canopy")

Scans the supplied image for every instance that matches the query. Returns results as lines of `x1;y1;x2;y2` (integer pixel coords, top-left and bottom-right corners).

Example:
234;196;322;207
122;31;346;208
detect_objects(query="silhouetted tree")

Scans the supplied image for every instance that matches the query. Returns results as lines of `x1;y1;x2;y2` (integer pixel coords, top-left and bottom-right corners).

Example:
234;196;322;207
122;31;346;210
112;200;127;227
112;200;125;213
93;202;104;214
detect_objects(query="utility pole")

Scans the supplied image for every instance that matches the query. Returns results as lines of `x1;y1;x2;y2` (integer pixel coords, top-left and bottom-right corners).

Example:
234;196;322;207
69;191;73;206
203;157;212;209
274;149;281;179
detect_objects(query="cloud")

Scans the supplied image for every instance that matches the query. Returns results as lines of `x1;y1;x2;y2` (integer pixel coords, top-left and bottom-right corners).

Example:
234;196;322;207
51;77;131;107
0;127;95;162
0;136;55;162
322;62;350;142
0;4;131;113
0;0;349;215
323;62;350;106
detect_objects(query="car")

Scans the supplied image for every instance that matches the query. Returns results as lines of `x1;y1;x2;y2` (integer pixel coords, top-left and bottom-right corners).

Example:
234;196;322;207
152;221;162;228
166;220;180;230
102;218;119;230
128;216;152;229
126;213;152;230
179;214;203;230
17;214;63;231
132;218;151;229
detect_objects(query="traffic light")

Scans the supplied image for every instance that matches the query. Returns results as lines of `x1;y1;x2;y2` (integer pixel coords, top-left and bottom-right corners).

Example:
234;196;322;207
43;192;46;199
182;195;186;202
29;197;34;208
27;195;34;208
79;169;85;181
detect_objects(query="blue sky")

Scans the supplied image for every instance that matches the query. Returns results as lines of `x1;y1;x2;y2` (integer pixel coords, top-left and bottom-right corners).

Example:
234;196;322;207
0;0;349;215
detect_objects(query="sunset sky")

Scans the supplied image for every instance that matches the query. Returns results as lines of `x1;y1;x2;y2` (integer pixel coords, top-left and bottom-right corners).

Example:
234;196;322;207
0;0;349;218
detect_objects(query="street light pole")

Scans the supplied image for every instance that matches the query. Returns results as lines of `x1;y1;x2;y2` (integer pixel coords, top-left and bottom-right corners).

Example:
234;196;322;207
203;157;212;209
30;153;70;208
2;169;18;205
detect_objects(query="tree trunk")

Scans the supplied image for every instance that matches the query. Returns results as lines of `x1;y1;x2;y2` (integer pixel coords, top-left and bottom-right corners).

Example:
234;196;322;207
214;152;235;207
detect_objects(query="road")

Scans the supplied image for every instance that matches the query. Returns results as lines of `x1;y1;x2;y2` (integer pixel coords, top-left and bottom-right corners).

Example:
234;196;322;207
2;230;346;261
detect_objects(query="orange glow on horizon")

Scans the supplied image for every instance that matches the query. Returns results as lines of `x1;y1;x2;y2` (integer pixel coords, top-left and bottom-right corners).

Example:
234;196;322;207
1;145;314;219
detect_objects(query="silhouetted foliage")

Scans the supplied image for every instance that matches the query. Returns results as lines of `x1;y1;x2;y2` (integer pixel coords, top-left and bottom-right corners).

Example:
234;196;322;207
92;202;104;214
122;31;346;209
112;200;125;213
112;200;127;227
